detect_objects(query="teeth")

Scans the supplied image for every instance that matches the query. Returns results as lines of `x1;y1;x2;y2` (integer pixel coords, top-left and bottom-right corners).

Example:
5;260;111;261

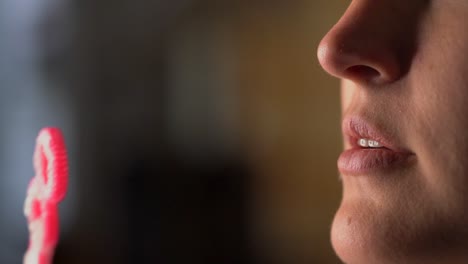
368;140;381;148
358;138;368;147
358;138;382;148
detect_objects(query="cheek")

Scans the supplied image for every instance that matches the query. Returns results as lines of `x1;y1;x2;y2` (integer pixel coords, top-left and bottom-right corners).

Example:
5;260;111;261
407;17;468;216
410;82;468;217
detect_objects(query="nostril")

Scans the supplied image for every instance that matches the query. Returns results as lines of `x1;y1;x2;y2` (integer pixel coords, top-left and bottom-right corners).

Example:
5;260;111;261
345;65;381;81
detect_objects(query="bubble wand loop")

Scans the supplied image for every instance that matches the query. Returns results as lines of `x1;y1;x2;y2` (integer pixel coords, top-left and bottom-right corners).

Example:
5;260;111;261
24;128;68;264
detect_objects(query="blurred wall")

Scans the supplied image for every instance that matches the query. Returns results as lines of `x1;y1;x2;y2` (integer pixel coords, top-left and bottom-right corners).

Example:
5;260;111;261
0;0;347;263
168;1;346;263
228;1;345;263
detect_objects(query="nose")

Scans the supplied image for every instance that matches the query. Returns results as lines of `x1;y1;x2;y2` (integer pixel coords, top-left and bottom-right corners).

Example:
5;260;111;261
317;1;420;86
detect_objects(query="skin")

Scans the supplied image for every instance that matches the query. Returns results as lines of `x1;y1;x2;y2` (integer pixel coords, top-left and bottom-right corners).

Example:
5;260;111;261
318;0;468;263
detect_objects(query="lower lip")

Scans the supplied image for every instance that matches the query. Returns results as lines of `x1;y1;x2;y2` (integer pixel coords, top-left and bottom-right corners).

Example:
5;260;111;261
338;148;414;175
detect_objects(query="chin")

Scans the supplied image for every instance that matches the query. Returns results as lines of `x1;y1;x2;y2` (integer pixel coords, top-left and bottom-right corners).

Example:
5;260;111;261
330;200;406;264
330;196;468;264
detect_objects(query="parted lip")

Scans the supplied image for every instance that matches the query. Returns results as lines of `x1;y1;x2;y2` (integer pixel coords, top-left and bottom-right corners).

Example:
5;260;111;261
338;116;416;175
342;116;412;153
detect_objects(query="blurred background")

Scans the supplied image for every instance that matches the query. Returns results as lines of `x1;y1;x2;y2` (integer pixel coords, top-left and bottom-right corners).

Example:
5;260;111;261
0;0;347;263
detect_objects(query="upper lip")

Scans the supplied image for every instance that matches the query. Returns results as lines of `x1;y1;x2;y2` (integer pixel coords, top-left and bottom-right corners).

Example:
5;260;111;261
342;116;411;153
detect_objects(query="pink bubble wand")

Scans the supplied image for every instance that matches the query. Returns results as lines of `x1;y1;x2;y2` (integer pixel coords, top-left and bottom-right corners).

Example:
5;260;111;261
23;128;68;264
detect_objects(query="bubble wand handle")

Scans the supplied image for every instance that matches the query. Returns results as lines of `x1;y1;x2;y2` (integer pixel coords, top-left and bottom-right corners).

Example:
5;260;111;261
23;128;68;264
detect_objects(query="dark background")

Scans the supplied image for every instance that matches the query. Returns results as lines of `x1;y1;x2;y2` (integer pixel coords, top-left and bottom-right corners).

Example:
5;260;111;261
0;0;345;263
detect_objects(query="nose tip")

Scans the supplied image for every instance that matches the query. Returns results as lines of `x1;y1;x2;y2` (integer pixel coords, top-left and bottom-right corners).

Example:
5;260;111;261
317;32;401;85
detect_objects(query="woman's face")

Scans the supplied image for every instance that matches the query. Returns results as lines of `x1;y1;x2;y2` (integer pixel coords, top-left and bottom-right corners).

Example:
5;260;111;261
318;1;468;263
